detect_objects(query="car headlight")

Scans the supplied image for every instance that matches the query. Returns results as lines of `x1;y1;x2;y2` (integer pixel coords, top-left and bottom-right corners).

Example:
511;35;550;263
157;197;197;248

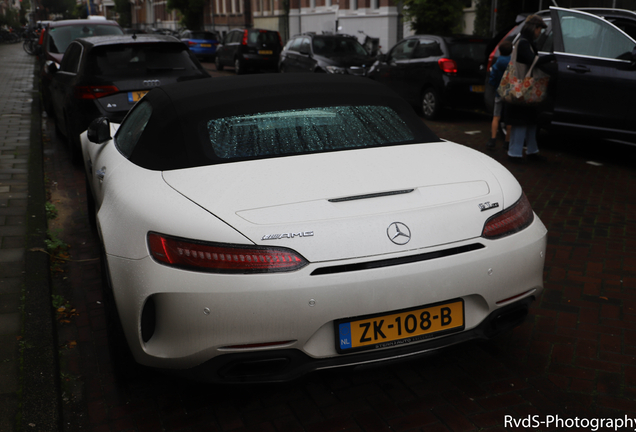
481;193;534;239
325;66;347;74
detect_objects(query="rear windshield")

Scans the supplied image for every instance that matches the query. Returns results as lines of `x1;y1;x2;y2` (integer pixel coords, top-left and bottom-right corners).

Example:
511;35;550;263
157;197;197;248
189;31;217;40
204;106;414;160
448;41;488;61
47;24;123;54
312;36;368;56
248;30;279;45
87;43;201;78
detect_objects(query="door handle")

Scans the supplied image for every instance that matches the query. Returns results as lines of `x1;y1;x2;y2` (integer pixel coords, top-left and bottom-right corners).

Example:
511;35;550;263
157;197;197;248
566;65;591;73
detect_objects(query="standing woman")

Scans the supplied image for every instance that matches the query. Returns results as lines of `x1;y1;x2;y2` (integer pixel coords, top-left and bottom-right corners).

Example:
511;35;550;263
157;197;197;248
507;15;554;162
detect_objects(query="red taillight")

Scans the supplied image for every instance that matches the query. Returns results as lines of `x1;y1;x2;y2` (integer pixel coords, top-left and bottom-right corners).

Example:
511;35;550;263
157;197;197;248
438;58;458;74
242;29;248;45
147;232;308;273
482;194;534;239
188;40;197;46
74;85;119;100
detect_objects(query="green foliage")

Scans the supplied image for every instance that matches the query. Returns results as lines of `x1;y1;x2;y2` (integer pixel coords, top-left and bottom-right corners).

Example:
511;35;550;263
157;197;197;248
114;0;132;27
474;0;528;37
41;0;77;17
45;202;58;220
72;2;88;19
167;0;205;30
403;0;465;35
0;8;21;28
51;294;71;311
45;229;68;253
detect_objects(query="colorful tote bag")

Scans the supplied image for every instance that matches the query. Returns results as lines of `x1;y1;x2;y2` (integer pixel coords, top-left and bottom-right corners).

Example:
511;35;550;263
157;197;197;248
497;40;550;105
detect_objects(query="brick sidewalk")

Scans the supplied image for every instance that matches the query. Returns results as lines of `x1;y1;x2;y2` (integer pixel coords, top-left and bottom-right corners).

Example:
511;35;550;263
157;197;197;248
0;42;60;432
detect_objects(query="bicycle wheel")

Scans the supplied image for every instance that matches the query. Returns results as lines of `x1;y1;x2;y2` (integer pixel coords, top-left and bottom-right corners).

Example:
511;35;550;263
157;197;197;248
23;39;36;55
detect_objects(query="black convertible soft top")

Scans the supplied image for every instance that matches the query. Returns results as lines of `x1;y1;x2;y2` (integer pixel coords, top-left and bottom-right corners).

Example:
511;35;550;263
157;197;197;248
123;73;440;170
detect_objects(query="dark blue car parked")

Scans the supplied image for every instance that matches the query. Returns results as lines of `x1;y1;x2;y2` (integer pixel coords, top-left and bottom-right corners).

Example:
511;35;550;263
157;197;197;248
179;30;220;61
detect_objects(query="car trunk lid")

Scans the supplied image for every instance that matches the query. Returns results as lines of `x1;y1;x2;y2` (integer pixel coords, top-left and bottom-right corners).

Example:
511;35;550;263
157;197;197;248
161;142;510;262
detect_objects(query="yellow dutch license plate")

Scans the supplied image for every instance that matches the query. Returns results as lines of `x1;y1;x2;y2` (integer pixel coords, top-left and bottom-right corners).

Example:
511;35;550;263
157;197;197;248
471;85;485;93
128;90;149;103
258;50;273;55
335;299;464;353
200;43;212;47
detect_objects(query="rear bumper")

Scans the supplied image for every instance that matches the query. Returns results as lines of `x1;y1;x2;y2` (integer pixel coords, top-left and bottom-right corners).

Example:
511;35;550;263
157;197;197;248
241;53;279;68
169;296;533;383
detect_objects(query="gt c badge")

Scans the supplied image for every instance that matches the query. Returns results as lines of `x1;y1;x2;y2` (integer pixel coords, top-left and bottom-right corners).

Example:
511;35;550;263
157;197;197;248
479;201;500;212
387;222;411;245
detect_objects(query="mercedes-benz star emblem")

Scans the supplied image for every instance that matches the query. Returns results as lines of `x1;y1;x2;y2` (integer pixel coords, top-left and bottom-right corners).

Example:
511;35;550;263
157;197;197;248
387;222;411;245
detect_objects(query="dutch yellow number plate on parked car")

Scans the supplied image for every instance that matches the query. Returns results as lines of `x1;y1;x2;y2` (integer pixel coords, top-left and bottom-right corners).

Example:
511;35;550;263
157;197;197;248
258;50;273;55
471;85;485;93
335;299;464;353
200;43;212;47
128;91;149;103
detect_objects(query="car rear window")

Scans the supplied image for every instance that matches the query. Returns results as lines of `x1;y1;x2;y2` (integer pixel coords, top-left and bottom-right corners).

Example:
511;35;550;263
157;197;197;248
47;24;123;54
248;30;279;45
448;40;488;61
190;31;217;40
205;106;414;160
312;36;369;56
87;43;201;78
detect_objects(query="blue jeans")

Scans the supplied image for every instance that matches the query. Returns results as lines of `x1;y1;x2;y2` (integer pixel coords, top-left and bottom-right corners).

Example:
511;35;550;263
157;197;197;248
508;125;539;158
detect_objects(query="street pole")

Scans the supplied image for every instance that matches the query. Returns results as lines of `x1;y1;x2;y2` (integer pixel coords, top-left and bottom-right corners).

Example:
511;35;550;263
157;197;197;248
491;0;497;37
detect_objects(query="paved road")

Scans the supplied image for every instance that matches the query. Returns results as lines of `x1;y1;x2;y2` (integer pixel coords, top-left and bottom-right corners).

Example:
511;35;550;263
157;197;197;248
32;59;636;431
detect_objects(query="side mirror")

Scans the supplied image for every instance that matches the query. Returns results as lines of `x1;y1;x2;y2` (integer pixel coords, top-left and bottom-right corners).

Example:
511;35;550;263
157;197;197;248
299;46;310;55
87;117;112;144
46;62;58;76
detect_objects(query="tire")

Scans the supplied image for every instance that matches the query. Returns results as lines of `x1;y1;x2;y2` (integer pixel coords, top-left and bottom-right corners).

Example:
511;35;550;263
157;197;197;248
64;115;83;166
234;57;245;75
215;55;224;71
23;39;36;55
421;87;442;120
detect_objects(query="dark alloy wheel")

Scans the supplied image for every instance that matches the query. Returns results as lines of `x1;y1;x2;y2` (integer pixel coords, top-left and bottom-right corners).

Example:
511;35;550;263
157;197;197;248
421;87;442;120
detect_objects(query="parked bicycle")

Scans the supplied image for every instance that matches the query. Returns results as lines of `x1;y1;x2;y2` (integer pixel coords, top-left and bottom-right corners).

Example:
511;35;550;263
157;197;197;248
23;31;39;55
1;29;20;44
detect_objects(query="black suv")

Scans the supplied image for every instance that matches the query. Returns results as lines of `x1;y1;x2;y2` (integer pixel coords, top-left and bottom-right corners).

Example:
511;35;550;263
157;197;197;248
214;28;282;74
38;19;124;117
48;34;210;163
485;7;636;143
369;34;490;119
278;33;375;76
